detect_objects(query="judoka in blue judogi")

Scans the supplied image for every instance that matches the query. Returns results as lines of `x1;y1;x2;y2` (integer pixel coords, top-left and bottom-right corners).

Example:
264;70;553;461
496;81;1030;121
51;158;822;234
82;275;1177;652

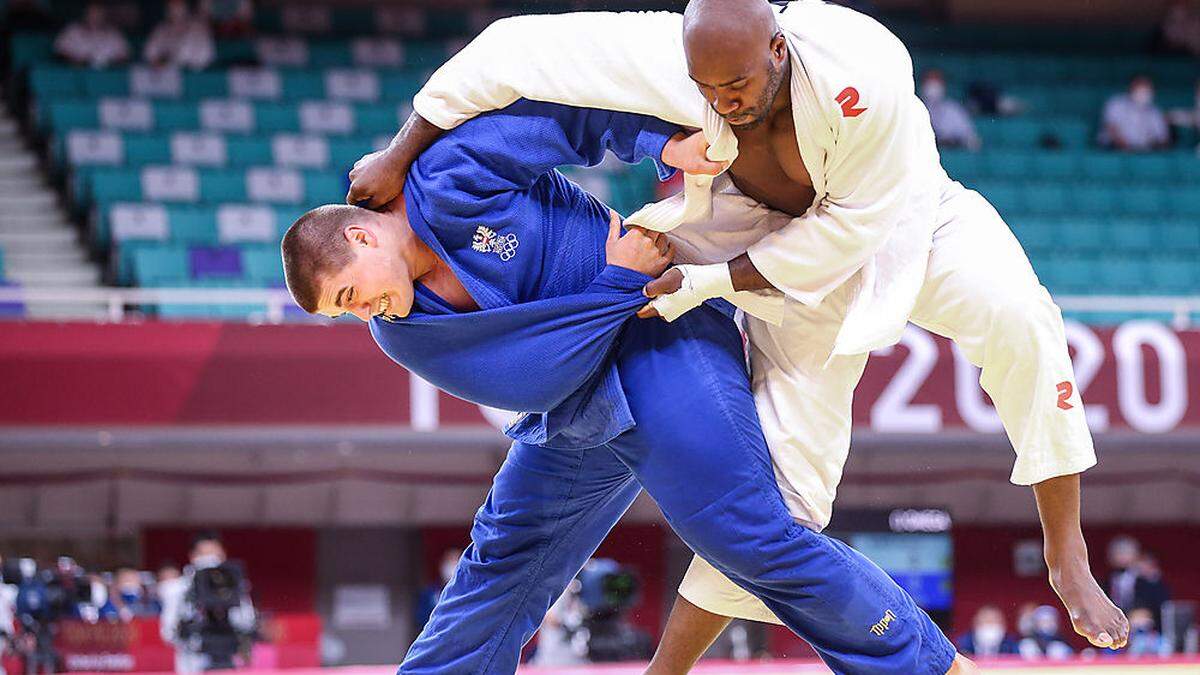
280;100;956;675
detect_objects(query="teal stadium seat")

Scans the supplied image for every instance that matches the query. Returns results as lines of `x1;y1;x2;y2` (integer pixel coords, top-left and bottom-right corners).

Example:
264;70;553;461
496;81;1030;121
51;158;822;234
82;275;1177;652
1147;257;1199;293
938;150;981;182
227;137;275;164
1008;215;1060;254
1128;154;1177;182
1160;221;1200;250
1096;254;1147;293
184;72;230;98
241;245;286;284
982;150;1032;180
1058;221;1104;252
1170;188;1200;216
132;245;189;285
1072;184;1120;216
199;170;248;202
82;70;131;98
1105;218;1157;253
254;103;301;133
1120;186;1168;217
282;70;327;99
1024;184;1072;215
153;102;201;130
1081;154;1126;182
1031;153;1080;180
29;66;83;98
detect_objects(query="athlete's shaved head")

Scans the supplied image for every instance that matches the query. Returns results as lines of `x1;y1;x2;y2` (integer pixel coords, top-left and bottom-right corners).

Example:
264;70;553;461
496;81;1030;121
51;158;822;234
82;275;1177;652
682;0;788;130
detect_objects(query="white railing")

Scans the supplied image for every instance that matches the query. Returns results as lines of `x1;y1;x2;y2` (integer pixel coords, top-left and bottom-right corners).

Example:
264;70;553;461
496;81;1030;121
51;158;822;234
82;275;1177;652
0;287;1198;328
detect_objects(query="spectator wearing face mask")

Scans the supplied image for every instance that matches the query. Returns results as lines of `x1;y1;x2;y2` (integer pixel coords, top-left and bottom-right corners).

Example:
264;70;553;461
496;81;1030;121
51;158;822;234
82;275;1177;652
955;605;1020;658
111;568;160;620
54;1;131;69
1018;605;1074;660
143;0;215;70
1107;535;1141;613
920;69;982;151
1099;76;1171;152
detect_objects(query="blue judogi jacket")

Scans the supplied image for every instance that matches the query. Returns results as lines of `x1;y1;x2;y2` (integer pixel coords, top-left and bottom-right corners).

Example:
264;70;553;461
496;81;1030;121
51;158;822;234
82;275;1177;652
369;100;680;449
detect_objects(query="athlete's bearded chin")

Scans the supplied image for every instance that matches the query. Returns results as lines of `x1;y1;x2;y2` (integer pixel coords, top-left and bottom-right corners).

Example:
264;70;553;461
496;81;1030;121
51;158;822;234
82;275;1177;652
726;59;785;131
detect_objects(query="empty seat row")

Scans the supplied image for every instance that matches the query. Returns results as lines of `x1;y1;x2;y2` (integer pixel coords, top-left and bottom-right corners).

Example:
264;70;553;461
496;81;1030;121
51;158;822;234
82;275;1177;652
942;149;1200;183
913;52;1200;88
63;129;385;170
30;64;434;103
1010;216;1200;253
1032;254;1200;294
125;242;283;287
972;180;1200;217
43;98;413;137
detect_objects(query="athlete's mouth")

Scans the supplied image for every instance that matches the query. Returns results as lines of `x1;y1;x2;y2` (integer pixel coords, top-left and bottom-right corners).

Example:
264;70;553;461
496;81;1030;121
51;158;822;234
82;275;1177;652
376;294;391;317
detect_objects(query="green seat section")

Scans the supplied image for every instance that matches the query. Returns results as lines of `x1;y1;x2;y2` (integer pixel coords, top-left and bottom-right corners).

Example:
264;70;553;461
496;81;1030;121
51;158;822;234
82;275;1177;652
1105;218;1157;254
242;245;286;284
131;245;189;285
1147;256;1200;293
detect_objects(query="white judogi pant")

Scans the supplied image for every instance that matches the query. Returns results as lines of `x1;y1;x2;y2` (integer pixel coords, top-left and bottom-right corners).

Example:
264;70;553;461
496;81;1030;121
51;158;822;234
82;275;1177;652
672;180;1098;624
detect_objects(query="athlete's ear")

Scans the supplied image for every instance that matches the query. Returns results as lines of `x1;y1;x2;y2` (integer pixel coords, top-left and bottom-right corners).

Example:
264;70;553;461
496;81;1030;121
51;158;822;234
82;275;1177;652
770;31;786;63
344;225;378;248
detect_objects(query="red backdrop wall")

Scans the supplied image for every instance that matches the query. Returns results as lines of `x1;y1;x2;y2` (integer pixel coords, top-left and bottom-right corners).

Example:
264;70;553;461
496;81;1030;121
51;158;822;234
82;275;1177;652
141;527;318;613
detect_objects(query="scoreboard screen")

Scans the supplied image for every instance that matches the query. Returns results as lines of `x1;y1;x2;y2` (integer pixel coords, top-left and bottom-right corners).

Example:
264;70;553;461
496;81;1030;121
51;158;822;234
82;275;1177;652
825;507;954;621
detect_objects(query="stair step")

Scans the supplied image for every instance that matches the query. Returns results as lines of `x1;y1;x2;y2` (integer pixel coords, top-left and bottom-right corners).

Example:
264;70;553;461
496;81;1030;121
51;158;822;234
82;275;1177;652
0;155;37;172
0;214;70;231
6;267;102;285
0;230;78;249
0;175;46;191
22;303;113;320
0;192;57;210
5;249;89;267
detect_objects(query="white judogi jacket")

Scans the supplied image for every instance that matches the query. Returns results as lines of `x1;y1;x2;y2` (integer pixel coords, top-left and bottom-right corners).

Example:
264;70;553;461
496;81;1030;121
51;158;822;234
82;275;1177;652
414;0;950;356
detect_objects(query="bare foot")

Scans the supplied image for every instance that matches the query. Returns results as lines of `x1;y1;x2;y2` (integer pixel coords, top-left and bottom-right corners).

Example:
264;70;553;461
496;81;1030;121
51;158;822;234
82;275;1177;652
1051;567;1130;649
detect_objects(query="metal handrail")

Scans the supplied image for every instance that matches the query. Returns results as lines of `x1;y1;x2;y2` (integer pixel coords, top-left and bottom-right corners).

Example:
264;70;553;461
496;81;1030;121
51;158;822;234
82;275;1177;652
0;286;1198;327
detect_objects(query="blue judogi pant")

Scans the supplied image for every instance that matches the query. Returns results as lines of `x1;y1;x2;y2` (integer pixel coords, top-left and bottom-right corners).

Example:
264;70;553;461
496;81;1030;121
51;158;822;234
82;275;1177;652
401;306;956;675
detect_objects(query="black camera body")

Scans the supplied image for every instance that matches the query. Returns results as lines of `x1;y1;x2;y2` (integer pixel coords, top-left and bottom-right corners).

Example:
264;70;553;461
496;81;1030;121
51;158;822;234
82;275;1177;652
576;560;652;662
177;562;253;670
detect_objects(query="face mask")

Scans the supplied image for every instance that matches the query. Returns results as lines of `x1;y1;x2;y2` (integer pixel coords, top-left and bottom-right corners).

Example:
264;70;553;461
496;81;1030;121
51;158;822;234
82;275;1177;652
192;554;222;570
975;624;1005;647
922;81;946;102
1131;87;1154;106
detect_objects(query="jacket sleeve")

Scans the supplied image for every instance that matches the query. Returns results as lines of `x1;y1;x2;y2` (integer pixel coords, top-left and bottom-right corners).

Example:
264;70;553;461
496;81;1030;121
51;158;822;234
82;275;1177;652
744;75;922;306
413;100;679;200
412;12;707;129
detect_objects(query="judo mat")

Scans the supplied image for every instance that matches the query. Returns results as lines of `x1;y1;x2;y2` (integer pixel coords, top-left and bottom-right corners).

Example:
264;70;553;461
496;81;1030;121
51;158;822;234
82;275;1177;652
206;658;1200;675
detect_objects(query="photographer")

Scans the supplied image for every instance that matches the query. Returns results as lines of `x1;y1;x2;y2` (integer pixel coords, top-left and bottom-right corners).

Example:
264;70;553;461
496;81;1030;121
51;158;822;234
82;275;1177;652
1;556;14;675
1;556;96;674
159;532;256;673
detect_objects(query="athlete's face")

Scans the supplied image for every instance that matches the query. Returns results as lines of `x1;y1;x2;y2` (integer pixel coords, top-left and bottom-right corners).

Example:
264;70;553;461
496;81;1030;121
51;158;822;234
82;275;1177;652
315;223;415;322
686;32;788;131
